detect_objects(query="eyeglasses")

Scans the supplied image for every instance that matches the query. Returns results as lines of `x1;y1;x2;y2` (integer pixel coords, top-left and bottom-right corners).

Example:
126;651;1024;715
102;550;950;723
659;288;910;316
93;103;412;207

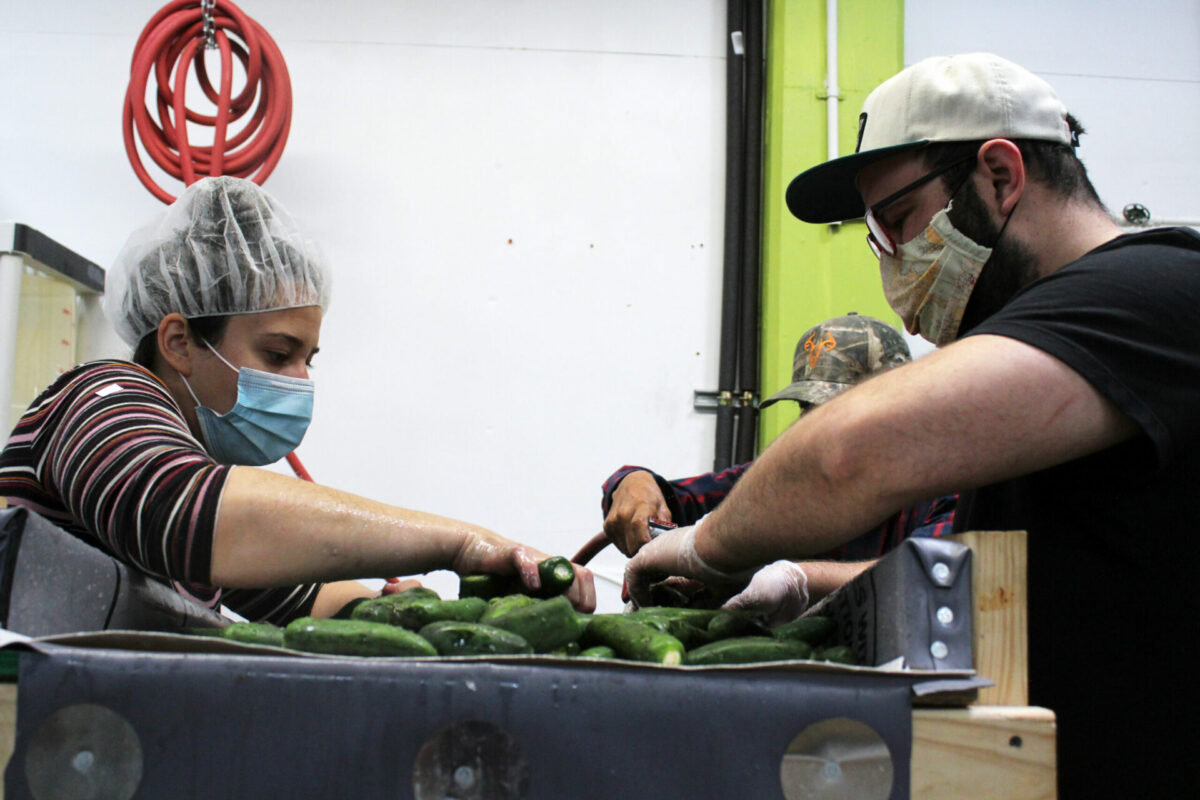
865;154;977;258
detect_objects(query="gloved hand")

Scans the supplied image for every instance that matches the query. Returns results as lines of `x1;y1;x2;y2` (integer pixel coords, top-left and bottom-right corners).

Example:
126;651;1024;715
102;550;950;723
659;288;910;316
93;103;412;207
721;560;810;627
624;519;755;607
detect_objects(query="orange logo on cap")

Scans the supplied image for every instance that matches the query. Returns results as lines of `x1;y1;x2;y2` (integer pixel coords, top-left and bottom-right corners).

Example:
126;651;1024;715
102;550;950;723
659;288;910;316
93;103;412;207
805;331;836;369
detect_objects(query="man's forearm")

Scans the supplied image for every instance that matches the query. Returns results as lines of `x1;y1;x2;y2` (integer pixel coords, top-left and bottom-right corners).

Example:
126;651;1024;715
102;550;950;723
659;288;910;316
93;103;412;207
694;406;902;573
801;560;877;603
692;335;1139;575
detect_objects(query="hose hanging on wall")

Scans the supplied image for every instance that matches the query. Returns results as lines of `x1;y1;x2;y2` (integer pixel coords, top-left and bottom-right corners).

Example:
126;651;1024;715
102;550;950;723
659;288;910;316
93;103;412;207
122;0;293;204
122;1;311;482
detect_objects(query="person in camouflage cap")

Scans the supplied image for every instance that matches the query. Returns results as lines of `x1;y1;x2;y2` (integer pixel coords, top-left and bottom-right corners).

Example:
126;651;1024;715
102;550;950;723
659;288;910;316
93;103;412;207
760;312;911;410
598;313;954;610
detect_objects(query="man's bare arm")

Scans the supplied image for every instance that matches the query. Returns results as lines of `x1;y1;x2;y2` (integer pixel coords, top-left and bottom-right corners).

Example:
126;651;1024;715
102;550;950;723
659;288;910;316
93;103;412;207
692;334;1138;572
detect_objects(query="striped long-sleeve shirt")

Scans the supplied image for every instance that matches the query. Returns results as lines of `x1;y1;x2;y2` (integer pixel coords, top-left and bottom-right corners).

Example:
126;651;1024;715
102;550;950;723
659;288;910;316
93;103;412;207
0;359;320;624
601;464;956;560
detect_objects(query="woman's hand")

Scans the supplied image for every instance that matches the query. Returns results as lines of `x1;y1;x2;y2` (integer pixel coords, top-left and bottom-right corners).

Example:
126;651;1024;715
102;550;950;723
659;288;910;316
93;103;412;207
453;531;597;612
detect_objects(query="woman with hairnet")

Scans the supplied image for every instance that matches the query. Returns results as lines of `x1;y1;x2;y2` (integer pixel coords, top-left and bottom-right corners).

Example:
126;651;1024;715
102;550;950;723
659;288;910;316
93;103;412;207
0;177;595;622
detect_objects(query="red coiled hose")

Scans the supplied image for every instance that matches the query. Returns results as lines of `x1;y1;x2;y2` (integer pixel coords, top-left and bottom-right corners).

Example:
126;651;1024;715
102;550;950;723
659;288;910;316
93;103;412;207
122;0;292;204
124;1;310;482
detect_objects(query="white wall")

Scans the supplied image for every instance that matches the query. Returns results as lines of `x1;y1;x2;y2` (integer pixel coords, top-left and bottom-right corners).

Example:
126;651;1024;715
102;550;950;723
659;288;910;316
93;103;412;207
906;0;1200;226
1;0;728;609
3;1;1197;611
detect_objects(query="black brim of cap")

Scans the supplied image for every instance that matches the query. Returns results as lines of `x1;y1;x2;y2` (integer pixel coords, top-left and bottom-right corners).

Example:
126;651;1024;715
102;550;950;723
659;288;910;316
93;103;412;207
785;140;930;223
759;380;850;409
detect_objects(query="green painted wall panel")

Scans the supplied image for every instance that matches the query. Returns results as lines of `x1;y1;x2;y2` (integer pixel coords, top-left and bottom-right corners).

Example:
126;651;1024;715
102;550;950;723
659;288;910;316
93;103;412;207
758;0;904;448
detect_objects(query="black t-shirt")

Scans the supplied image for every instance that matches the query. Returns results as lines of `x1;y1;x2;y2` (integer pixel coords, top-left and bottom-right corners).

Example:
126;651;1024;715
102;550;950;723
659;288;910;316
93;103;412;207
957;227;1200;798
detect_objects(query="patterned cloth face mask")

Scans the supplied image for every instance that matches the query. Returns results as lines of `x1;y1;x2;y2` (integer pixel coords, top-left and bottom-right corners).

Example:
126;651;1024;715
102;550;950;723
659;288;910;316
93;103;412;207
181;342;314;465
878;202;992;346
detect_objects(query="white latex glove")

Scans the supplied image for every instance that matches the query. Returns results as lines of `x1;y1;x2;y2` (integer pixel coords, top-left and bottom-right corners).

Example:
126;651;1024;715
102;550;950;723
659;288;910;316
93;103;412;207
624;519;755;607
721;560;810;627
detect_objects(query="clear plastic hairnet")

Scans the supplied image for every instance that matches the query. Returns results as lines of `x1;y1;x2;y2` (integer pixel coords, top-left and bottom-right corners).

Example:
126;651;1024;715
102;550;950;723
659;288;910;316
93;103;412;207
103;176;331;346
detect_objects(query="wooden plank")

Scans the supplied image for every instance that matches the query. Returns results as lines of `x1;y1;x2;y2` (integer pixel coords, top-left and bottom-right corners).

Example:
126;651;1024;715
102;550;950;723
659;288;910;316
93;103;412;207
948;530;1028;706
912;705;1056;799
0;682;15;800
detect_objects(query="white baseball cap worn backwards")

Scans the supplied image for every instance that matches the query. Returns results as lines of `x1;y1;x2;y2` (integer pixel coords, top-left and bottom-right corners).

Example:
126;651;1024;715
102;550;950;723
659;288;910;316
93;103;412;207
786;53;1075;224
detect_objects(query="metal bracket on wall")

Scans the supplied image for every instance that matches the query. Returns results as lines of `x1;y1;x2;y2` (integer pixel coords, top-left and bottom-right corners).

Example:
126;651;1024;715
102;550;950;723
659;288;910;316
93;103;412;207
694;389;759;413
1114;203;1200;228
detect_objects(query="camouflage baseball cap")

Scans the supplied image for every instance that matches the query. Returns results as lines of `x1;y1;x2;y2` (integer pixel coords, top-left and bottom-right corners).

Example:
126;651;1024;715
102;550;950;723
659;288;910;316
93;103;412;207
760;313;911;409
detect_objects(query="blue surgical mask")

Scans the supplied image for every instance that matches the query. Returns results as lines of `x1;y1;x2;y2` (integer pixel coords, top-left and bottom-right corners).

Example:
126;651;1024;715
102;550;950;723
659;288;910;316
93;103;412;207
181;342;314;466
